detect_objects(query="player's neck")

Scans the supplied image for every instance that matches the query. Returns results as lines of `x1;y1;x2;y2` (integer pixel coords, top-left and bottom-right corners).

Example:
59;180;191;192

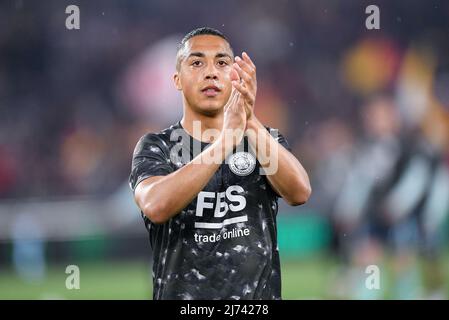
180;108;223;143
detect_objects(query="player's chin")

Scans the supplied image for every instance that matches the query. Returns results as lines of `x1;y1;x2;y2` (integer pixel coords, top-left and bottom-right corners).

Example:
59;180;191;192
198;101;225;115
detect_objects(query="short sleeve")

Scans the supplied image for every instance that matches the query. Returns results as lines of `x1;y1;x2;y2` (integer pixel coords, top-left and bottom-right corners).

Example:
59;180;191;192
129;133;174;192
264;127;293;198
266;127;292;152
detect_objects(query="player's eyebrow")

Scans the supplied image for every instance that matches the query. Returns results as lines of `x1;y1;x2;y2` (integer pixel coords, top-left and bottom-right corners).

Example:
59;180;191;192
187;52;205;59
215;53;232;59
186;52;232;59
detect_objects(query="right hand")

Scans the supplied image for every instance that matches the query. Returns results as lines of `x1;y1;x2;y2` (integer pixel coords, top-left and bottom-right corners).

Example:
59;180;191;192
222;88;247;149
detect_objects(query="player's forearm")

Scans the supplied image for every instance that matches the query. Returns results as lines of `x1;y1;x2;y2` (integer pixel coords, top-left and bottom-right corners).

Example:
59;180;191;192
246;118;311;205
266;146;311;205
139;135;234;224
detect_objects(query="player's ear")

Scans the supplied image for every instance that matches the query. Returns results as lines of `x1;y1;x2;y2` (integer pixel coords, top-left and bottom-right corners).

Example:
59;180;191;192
173;72;182;91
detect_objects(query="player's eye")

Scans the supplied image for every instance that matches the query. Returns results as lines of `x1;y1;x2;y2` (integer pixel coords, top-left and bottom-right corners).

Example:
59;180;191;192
191;60;202;67
217;60;228;66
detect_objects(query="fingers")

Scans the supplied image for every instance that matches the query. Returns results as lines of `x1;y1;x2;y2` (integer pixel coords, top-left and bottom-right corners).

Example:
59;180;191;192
233;52;257;99
242;52;256;70
226;51;257;118
230;68;240;82
233;62;252;86
232;79;254;104
235;55;256;78
232;82;253;120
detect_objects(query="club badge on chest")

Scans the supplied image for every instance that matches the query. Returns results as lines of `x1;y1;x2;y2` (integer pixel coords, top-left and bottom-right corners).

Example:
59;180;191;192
228;152;256;176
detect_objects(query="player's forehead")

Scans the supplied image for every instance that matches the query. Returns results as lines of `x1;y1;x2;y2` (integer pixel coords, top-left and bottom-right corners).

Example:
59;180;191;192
183;35;233;57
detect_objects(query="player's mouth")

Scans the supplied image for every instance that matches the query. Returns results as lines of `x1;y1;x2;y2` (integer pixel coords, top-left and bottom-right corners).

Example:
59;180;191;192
201;85;221;97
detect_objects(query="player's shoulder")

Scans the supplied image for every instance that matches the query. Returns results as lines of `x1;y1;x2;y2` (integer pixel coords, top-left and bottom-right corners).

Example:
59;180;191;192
261;125;284;139
260;124;291;150
263;125;276;133
134;122;181;154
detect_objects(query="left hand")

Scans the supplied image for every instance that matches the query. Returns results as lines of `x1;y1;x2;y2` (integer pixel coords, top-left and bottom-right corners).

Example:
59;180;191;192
230;52;257;122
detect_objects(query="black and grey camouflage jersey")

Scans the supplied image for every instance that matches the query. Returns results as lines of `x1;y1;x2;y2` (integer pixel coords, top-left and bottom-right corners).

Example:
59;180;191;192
129;120;291;300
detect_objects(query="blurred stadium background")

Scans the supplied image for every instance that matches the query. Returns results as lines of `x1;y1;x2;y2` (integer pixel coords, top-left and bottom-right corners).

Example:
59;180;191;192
1;0;449;299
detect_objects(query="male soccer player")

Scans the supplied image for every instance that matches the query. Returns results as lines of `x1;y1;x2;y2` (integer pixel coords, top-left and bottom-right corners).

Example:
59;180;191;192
129;27;311;300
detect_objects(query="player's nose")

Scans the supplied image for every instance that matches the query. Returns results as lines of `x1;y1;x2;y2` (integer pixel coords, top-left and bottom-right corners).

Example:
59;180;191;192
204;64;219;80
205;73;218;80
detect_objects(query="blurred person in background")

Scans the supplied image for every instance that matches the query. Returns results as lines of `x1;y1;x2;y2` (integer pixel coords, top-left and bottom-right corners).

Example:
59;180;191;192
418;109;449;299
331;92;448;300
307;118;355;229
381;46;449;299
382;104;449;299
332;95;403;299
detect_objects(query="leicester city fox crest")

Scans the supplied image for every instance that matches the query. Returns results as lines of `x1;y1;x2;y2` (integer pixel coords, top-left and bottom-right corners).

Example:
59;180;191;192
228;152;256;176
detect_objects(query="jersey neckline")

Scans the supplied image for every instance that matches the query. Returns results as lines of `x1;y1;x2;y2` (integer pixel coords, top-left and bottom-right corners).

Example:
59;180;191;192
176;120;212;145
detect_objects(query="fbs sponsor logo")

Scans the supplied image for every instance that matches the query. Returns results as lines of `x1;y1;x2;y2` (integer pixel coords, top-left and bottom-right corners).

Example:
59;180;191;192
195;185;247;229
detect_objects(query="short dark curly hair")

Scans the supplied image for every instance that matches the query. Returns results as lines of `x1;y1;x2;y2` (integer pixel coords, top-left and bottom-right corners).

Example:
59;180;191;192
176;27;234;70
